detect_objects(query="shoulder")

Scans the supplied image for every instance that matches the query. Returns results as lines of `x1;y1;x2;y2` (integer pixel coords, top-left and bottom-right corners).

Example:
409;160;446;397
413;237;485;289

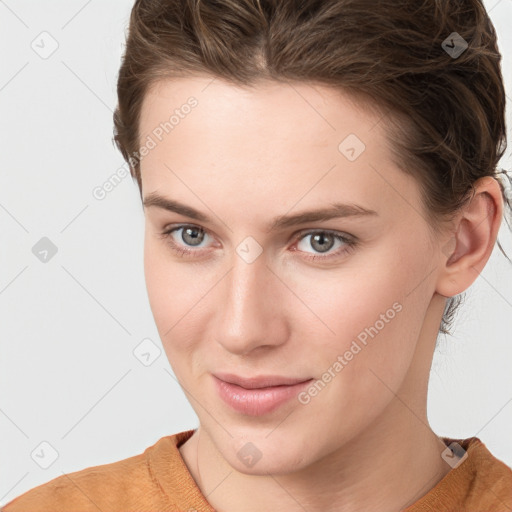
445;436;512;510
467;437;512;506
1;434;190;512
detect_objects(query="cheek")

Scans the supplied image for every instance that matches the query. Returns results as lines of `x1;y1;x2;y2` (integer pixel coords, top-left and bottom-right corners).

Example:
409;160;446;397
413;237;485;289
143;236;213;355
306;273;409;370
143;237;182;336
291;274;417;437
302;243;428;383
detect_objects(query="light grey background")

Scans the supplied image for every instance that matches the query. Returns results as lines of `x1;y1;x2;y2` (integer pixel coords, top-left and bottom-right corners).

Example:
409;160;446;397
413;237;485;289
1;0;512;505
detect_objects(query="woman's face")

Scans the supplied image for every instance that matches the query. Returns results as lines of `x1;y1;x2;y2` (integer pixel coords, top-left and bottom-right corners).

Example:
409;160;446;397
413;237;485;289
139;76;446;474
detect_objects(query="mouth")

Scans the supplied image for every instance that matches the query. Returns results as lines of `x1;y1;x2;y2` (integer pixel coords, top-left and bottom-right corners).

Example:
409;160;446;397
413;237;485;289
213;372;313;389
212;373;314;416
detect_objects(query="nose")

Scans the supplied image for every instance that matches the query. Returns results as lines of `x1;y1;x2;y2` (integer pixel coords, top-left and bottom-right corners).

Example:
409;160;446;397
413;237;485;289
214;251;287;356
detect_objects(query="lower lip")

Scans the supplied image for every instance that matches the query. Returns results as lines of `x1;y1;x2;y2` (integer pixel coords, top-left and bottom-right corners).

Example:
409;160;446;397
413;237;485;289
213;376;313;416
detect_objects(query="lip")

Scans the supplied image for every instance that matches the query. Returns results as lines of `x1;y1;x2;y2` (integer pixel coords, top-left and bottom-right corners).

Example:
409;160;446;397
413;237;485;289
213;372;312;389
212;374;313;416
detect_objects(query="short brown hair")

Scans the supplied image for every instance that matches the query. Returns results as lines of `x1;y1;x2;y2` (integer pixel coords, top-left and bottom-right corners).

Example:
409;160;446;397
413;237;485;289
113;0;512;336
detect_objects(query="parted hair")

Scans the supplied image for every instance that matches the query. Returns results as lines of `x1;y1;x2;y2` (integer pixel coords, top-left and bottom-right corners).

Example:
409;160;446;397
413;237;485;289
113;0;512;336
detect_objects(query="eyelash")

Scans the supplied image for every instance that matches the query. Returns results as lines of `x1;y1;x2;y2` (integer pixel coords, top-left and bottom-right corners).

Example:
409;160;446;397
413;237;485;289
157;224;358;262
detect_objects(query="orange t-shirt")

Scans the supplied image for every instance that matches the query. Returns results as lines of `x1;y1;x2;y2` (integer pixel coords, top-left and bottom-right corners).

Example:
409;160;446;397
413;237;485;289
2;430;511;511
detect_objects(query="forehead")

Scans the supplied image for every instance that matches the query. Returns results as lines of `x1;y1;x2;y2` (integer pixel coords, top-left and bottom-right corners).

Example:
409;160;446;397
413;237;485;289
139;76;385;148
138;76;421;225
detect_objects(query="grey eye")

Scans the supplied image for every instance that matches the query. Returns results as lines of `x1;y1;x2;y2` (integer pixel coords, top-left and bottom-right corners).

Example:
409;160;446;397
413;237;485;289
180;226;206;247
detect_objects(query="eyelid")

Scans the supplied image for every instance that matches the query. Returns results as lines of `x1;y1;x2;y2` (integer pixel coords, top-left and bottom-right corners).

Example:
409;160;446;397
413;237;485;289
293;227;354;240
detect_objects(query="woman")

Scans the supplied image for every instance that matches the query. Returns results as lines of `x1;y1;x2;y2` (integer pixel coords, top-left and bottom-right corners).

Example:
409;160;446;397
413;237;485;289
3;0;512;510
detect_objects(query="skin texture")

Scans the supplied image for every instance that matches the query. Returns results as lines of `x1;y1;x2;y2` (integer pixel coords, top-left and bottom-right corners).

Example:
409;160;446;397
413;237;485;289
139;75;503;512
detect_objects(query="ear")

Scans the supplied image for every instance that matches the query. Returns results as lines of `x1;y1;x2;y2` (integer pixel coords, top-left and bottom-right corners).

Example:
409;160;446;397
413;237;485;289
435;176;504;298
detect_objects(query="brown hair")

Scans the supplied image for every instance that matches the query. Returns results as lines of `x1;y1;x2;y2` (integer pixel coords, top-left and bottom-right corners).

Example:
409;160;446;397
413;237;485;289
113;0;512;336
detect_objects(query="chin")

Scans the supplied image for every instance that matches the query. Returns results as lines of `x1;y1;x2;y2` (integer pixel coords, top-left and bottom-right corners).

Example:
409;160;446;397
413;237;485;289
214;427;313;476
228;450;309;477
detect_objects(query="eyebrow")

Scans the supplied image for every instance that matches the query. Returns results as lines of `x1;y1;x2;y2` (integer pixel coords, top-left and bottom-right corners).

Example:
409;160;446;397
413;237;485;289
143;192;378;232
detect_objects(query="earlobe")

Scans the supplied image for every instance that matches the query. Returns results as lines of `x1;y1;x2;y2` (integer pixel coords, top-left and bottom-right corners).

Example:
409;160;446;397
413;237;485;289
435;177;503;298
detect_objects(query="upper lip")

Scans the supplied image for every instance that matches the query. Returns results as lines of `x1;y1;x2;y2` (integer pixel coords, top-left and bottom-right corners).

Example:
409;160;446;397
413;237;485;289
213;372;313;389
